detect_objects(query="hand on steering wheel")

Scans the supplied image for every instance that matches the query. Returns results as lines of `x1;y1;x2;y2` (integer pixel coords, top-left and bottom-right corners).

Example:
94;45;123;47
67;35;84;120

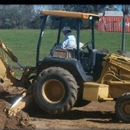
81;41;93;50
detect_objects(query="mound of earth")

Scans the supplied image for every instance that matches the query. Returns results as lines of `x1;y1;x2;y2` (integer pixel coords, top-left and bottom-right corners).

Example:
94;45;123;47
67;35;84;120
0;82;36;130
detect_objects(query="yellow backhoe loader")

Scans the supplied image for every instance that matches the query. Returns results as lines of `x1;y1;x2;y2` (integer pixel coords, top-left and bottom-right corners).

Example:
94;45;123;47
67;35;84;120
0;10;129;123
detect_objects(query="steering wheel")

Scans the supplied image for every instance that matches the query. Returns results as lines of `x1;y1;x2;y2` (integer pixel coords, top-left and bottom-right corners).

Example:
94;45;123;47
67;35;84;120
81;41;93;53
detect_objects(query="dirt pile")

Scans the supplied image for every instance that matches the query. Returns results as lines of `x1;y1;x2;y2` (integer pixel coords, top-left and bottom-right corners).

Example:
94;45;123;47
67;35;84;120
0;83;36;130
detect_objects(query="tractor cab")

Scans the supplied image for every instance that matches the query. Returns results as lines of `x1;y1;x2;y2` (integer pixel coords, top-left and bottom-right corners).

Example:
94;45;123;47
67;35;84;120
37;10;107;81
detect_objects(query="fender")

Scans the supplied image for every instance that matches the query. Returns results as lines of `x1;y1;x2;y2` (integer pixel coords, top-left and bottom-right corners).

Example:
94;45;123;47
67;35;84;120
37;56;88;82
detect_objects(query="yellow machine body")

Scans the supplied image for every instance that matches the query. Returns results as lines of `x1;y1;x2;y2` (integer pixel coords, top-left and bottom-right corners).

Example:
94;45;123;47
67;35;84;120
83;53;130;101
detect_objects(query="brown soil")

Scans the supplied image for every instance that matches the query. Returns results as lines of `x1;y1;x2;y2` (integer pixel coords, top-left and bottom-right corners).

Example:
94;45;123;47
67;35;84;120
0;83;36;130
0;82;130;130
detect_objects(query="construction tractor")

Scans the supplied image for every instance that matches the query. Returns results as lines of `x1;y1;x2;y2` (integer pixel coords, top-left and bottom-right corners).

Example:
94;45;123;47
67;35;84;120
1;10;130;123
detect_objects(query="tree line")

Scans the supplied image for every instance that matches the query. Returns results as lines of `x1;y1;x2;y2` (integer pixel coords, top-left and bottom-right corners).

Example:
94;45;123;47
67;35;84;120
0;5;122;29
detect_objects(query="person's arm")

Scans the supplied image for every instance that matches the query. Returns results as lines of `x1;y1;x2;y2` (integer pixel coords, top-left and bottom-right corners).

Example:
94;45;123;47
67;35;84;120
60;39;69;49
56;37;69;49
55;44;62;48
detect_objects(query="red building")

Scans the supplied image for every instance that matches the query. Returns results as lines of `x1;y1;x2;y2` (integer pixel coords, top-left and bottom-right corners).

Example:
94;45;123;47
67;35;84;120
98;11;130;32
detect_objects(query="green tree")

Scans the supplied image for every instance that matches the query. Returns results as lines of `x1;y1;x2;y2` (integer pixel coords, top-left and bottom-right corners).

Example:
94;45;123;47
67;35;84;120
0;5;35;29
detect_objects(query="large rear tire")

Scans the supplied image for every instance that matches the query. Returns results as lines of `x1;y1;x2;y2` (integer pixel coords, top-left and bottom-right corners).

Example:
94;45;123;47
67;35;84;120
115;92;130;123
33;67;79;115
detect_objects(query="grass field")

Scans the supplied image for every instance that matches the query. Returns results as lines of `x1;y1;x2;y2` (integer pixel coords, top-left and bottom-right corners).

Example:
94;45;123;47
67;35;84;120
0;29;130;68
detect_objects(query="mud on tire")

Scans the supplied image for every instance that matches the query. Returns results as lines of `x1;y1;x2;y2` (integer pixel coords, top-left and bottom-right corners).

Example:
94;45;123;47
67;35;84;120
33;67;79;115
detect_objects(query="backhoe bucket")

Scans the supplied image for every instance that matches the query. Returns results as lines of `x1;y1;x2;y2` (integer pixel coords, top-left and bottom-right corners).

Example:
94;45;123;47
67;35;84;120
4;91;33;117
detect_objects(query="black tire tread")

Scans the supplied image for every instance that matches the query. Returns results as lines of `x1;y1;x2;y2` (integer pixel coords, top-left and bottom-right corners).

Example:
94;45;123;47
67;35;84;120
115;92;130;123
33;67;79;115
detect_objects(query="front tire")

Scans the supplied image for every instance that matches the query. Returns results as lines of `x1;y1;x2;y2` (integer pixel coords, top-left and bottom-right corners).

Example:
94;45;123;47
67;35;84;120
115;92;130;123
33;67;79;115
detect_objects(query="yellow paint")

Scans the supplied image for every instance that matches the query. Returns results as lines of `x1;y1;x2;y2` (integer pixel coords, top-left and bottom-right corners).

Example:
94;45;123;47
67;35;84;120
40;10;99;20
83;82;109;101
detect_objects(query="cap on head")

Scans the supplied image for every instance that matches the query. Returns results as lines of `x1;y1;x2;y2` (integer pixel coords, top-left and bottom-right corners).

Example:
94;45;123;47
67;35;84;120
62;26;71;32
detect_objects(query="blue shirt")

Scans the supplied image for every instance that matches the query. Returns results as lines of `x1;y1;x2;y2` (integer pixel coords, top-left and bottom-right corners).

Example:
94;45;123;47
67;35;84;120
56;32;76;49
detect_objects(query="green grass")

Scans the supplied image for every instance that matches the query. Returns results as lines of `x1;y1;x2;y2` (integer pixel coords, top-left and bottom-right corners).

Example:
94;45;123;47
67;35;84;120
0;29;130;69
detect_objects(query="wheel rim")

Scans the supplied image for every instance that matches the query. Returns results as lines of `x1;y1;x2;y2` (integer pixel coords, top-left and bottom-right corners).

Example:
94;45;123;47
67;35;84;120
120;100;130;118
42;79;65;104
